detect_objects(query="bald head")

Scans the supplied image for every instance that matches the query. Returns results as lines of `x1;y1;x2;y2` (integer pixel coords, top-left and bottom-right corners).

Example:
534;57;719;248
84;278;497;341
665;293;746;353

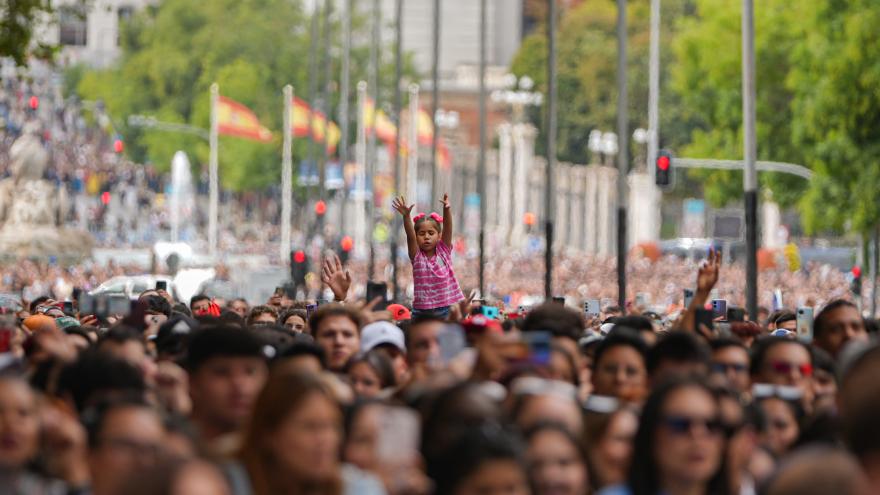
764;447;868;495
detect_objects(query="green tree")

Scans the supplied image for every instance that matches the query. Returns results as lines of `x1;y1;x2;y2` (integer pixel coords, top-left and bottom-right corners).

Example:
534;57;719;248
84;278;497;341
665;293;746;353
0;0;54;64
669;0;813;209
788;0;880;235
75;0;414;191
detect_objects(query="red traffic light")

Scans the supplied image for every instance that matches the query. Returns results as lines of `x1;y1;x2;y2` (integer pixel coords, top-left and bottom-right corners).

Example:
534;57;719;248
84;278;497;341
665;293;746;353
100;192;111;205
293;250;306;264
113;139;124;153
852;266;862;278
657;155;670;171
523;212;536;226
315;200;326;216
340;235;353;252
28;96;38;110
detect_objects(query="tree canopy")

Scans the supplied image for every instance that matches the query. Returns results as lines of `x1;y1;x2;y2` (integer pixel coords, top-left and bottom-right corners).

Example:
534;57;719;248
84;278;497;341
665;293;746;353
511;0;880;237
74;0;414;191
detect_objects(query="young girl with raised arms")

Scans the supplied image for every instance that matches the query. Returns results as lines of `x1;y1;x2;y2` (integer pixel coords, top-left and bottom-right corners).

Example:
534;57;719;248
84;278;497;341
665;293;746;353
392;193;464;318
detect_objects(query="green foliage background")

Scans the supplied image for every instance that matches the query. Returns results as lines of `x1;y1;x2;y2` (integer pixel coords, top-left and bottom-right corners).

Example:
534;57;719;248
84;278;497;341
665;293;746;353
73;0;414;191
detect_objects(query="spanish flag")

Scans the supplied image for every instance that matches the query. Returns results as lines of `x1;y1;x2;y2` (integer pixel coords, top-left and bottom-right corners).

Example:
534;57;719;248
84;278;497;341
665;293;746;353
291;97;311;138
417;109;434;145
216;96;273;143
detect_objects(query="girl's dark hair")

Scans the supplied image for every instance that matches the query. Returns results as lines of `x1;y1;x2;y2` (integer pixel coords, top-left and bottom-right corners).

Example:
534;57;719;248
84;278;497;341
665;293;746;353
414;215;442;232
344;349;397;389
433;423;526;495
627;377;730;495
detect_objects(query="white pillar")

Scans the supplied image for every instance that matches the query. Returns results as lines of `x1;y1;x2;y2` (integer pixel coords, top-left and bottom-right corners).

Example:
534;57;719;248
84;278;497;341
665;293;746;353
354;81;368;257
597;166;618;257
281;85;293;261
497;122;513;243
585;165;600;254
627;172;661;248
208;83;219;257
555;163;571;250
570;166;586;251
763;199;782;249
511;123;536;247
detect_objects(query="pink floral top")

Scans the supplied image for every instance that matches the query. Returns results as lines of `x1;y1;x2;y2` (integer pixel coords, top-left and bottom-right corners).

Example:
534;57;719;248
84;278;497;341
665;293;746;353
411;240;464;310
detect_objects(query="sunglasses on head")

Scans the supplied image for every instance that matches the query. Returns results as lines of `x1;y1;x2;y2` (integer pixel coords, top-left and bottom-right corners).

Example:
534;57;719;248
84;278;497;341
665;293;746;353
661;415;724;436
769;361;812;377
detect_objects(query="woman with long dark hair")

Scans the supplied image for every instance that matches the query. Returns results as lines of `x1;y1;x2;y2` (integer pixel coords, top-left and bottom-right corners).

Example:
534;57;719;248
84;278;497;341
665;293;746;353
231;371;385;495
601;377;729;495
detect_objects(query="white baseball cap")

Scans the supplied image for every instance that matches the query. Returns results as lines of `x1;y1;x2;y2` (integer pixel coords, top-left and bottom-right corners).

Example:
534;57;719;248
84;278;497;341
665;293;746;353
360;321;406;353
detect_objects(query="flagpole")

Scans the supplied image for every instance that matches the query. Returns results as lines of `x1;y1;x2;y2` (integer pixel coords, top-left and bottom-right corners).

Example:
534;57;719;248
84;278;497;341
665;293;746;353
367;0;381;280
282;85;294;262
338;0;353;241
355;81;368;259
391;0;403;300
407;84;419;210
209;83;219;257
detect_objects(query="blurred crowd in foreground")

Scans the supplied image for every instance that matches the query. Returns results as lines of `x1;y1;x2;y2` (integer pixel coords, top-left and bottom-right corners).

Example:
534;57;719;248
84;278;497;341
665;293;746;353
0;251;879;495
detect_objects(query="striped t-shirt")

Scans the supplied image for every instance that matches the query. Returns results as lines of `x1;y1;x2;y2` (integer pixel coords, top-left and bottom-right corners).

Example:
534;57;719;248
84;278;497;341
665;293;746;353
412;240;464;310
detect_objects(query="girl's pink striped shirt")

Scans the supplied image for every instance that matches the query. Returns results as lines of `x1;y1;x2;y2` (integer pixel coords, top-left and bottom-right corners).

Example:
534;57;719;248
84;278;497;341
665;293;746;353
411;240;464;310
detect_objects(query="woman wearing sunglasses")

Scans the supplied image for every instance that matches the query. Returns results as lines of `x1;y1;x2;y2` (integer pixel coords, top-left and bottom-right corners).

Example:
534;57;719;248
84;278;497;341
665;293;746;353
600;377;729;495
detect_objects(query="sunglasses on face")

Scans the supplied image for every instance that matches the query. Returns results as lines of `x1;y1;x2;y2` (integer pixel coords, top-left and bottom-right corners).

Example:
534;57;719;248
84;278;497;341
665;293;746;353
711;362;748;374
661;414;724;436
769;361;813;377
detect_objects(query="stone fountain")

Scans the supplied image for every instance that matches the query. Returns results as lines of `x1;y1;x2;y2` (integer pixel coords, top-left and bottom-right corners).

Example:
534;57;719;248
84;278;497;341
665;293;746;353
0;122;93;259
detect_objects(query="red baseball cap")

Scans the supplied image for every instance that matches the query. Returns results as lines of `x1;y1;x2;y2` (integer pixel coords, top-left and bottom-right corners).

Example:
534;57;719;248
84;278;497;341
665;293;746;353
461;315;503;335
387;304;411;321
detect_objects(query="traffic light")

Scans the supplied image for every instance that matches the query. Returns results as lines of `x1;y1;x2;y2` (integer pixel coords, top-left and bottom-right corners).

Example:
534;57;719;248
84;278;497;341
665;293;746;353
291;250;308;286
100;191;111;205
28;96;38;110
655;149;673;188
339;235;353;264
315;200;326;216
851;266;862;296
113;138;124;154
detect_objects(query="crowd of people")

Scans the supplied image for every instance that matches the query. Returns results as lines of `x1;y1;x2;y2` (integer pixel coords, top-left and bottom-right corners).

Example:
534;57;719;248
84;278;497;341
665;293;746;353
0;196;879;495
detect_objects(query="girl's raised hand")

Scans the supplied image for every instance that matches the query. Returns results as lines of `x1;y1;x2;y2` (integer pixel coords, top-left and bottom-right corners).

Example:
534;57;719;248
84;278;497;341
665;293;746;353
392;196;414;216
439;193;451;210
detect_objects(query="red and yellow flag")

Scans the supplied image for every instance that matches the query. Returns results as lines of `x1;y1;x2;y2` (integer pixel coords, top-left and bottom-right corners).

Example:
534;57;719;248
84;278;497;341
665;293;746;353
417;109;434;145
216;96;273;143
374;110;397;143
291;97;311;137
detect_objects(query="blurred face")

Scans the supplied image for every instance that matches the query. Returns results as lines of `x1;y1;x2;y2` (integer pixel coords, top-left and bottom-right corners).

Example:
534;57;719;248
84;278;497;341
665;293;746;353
653;386;724;488
171;461;232;495
592;345;647;400
191;299;210;314
252;312;276;325
812;367;837;410
517;394;583;436
815;305;867;358
408;320;442;366
454;459;530;495
230;301;249;319
189;356;268;437
592;409;638;488
415;221;440;253
269;392;341;481
348;361;383;398
343;404;380;471
711;346;750;394
0;379;39;469
315;315;360;371
284;315;307;333
528;429;588;495
759;398;799;457
756;342;812;392
549;350;577;384
89;406;166;495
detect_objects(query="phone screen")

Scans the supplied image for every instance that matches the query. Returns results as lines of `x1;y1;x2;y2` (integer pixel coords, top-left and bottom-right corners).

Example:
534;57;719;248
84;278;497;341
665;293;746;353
695;309;715;333
436;324;467;365
156;280;168;291
796;307;814;342
376;406;421;466
479;305;499;319
366;282;389;311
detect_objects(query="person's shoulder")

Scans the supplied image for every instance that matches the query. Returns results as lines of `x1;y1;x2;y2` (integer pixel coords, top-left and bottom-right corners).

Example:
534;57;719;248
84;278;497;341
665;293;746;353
438;240;452;253
597;485;634;495
342;464;387;495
